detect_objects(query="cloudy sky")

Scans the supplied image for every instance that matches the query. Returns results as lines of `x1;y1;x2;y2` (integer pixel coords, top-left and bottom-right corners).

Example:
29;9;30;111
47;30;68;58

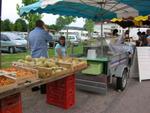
1;0;85;27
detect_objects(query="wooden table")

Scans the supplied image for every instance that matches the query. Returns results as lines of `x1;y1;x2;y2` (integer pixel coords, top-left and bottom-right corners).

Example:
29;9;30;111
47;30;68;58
0;72;74;99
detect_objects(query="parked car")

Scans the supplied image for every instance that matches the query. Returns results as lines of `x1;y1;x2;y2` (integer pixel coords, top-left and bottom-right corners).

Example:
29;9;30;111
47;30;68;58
48;34;80;48
0;32;27;53
67;34;80;46
48;34;59;48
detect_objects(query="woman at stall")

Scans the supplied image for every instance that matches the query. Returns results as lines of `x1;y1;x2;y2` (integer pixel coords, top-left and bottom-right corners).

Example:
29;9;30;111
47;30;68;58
55;36;67;57
110;29;122;44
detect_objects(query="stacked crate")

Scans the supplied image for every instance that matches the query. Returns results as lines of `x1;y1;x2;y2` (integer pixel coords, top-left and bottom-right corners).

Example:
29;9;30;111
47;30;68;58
0;93;22;113
46;74;75;109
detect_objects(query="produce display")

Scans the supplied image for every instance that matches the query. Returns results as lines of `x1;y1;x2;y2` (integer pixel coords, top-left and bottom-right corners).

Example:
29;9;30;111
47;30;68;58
37;66;69;78
0;55;87;95
2;67;36;78
13;56;74;78
2;66;38;84
0;74;17;93
0;76;15;86
50;57;88;72
0;71;17;92
11;55;87;79
16;55;57;68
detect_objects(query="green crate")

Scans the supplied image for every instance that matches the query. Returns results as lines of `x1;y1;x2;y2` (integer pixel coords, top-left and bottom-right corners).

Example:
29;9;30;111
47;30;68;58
82;63;103;75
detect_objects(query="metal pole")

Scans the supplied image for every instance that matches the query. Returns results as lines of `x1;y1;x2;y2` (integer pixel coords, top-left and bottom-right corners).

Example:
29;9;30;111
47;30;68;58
0;0;2;69
100;3;104;56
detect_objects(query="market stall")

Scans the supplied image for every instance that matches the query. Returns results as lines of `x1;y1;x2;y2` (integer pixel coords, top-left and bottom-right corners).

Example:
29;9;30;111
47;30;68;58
0;57;87;112
1;0;149;112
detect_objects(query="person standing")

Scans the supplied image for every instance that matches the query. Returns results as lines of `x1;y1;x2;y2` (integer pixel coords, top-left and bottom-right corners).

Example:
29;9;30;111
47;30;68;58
55;36;67;57
28;20;52;58
28;20;52;93
146;29;150;46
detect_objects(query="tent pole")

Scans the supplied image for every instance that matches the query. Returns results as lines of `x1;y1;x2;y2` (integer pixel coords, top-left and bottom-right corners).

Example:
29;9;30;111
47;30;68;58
0;0;2;69
100;3;104;56
100;21;103;56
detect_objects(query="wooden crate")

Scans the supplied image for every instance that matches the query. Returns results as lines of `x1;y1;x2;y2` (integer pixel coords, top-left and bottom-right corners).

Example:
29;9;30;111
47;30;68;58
12;62;36;68
0;75;17;93
57;61;87;72
36;66;71;79
56;63;73;73
75;61;88;71
36;67;52;79
11;66;39;85
51;68;71;77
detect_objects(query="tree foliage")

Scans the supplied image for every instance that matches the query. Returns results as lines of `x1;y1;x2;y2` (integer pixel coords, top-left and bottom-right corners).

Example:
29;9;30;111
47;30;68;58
14;18;27;31
55;16;76;31
1;19;13;31
1;19;27;32
17;0;42;31
48;24;59;32
84;19;94;36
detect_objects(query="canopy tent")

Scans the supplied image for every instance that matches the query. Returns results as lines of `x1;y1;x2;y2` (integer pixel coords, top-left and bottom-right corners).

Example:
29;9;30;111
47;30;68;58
20;0;150;22
19;0;150;56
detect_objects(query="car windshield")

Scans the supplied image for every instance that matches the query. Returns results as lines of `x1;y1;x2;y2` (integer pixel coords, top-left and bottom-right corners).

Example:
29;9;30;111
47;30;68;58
5;33;24;40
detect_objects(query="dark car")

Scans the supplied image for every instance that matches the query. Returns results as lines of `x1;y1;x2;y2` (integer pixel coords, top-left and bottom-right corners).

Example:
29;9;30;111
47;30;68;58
48;35;60;48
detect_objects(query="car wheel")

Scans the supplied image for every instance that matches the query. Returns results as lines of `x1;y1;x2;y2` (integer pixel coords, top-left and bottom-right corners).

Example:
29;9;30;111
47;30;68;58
9;47;15;54
116;69;128;91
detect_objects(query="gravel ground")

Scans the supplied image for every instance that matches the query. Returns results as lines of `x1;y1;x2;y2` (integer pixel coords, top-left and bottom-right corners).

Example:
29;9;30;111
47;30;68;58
22;52;150;113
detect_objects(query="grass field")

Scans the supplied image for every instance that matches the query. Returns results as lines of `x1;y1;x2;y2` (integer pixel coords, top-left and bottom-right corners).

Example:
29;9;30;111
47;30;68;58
1;45;83;68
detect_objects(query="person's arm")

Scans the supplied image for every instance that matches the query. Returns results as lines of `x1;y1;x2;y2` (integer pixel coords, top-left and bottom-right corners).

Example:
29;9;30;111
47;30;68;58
27;34;31;50
116;35;124;44
42;28;52;42
56;48;63;57
55;44;62;57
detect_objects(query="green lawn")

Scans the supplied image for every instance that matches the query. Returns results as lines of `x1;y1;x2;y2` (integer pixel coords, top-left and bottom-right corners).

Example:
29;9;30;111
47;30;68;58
1;45;83;68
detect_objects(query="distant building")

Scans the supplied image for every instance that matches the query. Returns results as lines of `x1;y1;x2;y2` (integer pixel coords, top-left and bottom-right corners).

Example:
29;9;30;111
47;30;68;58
59;26;88;40
94;22;125;37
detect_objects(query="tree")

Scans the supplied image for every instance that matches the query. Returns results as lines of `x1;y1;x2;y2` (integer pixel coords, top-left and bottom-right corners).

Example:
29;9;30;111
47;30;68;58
55;16;76;31
84;19;94;37
48;24;59;33
14;18;27;31
17;0;42;31
1;19;13;31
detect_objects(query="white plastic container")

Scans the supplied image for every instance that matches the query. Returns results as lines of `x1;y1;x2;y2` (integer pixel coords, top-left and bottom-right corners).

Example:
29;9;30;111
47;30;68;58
87;49;97;59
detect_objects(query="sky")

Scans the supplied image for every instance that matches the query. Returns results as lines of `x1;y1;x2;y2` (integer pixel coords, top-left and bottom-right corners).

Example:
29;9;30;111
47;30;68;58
1;0;85;27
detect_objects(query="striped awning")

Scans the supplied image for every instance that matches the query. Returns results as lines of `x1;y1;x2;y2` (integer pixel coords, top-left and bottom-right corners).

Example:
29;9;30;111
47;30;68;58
20;0;150;21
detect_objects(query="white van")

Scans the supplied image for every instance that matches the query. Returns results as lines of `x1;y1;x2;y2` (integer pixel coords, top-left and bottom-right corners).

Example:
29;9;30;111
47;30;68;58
67;34;80;46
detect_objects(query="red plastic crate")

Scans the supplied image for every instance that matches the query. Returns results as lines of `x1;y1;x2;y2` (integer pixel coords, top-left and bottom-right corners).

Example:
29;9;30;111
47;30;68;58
47;93;75;109
47;83;75;95
46;74;75;109
0;93;22;113
47;75;75;88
